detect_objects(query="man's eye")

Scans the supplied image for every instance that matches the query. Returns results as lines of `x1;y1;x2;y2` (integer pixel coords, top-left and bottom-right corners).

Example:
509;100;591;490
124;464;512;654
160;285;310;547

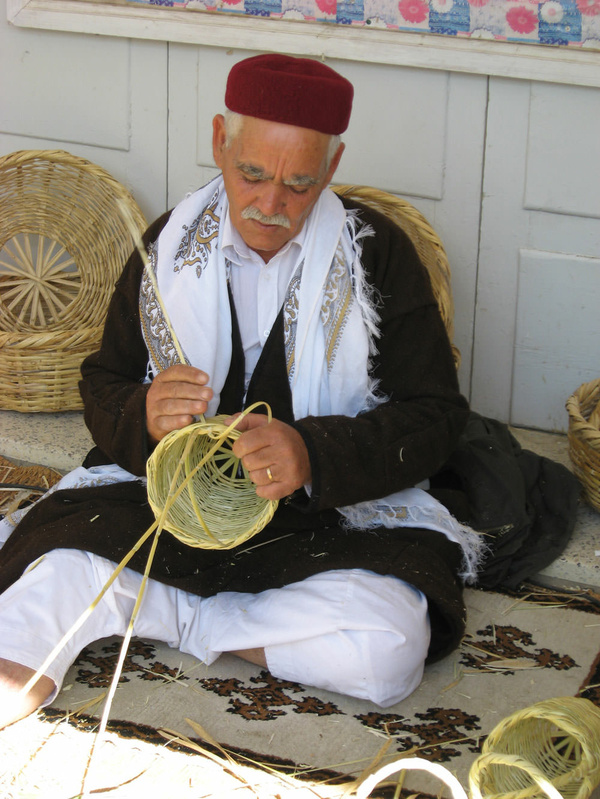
288;185;309;195
242;175;260;184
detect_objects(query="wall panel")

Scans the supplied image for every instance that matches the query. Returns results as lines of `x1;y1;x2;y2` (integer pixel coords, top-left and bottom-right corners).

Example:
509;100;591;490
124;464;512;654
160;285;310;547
512;250;600;430
0;16;168;223
524;83;600;219
472;77;600;431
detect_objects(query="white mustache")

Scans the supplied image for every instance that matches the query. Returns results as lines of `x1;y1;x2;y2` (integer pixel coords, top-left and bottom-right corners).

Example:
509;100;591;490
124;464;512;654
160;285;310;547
241;206;291;229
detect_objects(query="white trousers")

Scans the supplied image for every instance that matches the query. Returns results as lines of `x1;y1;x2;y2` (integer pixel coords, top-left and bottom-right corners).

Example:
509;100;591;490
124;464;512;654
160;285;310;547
0;547;430;708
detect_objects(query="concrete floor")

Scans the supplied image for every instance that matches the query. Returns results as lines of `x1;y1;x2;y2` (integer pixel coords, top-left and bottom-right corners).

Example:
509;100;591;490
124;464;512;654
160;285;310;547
510;425;600;592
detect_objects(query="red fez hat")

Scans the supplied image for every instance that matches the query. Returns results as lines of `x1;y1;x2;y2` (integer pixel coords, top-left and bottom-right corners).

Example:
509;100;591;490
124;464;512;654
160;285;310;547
225;54;354;135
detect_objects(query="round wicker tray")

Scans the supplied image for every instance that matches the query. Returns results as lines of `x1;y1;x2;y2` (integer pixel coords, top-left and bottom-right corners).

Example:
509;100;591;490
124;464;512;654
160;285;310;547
566;378;600;513
0;149;146;412
332;184;460;368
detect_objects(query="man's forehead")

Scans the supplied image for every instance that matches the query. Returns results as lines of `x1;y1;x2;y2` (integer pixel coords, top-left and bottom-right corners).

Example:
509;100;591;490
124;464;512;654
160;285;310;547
227;118;329;183
234;113;330;148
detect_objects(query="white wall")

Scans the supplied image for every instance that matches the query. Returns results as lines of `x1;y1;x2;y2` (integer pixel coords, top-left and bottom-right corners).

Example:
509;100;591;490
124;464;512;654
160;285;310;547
0;15;168;223
1;11;599;432
472;78;600;431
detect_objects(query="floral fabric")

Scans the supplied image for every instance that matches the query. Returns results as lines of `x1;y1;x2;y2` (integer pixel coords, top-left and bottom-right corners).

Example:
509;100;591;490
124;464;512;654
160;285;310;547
130;0;600;48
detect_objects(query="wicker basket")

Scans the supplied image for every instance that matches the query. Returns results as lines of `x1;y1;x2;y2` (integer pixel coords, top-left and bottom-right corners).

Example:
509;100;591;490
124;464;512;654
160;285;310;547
566;378;600;513
333;184;460;368
147;409;278;550
0;453;62;516
0;149;147;412
469;696;600;799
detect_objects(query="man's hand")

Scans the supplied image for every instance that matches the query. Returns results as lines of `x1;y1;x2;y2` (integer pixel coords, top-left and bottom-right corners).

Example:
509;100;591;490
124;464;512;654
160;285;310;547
146;365;213;443
229;413;311;501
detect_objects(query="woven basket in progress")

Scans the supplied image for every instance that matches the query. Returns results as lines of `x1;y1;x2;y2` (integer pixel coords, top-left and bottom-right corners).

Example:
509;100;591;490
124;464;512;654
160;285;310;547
0;149;146;412
147;412;278;550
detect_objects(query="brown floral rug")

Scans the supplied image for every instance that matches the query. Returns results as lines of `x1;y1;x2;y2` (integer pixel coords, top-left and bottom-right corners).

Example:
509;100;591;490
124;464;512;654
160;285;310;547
2;582;598;798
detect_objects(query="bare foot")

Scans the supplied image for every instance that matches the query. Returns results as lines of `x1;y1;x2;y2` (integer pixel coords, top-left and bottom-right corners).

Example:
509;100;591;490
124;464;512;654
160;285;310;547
230;647;268;668
0;658;55;729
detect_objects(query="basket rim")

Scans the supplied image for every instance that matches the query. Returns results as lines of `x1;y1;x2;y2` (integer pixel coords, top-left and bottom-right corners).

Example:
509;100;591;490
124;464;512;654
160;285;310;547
566;378;600;452
0;148;147;335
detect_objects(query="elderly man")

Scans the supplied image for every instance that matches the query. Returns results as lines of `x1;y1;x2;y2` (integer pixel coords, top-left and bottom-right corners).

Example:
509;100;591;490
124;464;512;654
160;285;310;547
0;54;482;729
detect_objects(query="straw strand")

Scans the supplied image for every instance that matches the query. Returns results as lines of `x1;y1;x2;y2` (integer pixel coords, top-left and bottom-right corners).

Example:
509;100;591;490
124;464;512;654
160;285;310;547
116;198;188;369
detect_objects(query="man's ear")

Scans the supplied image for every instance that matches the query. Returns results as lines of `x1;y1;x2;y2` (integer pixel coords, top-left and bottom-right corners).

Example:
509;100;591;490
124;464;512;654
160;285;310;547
212;114;226;168
324;142;345;185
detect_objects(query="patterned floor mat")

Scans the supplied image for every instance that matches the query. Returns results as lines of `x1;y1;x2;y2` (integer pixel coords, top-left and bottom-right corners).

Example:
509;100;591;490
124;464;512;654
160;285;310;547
2;583;596;798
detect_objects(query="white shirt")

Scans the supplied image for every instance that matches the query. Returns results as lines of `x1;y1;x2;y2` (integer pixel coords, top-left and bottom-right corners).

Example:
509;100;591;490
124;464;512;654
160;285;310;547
222;209;307;393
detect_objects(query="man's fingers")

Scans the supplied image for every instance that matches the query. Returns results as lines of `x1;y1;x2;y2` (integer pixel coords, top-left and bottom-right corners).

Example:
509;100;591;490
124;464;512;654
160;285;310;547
245;463;293;502
153;364;210;386
245;464;276;486
153;389;213;411
146;366;213;442
231;418;311;500
230;417;274;463
151;412;200;438
148;388;212;427
148;366;212;406
227;412;270;434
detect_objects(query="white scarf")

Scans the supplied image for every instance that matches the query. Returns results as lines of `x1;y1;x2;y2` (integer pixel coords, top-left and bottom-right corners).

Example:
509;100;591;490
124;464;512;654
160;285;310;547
139;176;485;582
140;175;381;420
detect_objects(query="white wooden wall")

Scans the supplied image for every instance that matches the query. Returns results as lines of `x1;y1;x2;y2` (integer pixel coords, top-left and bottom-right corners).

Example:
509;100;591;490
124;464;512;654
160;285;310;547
472;79;600;430
1;11;599;432
0;20;168;223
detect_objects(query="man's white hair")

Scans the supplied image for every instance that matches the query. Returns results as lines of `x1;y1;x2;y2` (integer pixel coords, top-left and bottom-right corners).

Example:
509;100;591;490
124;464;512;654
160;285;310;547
223;109;342;172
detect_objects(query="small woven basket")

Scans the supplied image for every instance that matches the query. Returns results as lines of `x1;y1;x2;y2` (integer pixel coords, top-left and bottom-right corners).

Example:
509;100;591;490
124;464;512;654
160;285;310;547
0;149;146;412
147;409;278;550
566;378;600;513
469;696;600;799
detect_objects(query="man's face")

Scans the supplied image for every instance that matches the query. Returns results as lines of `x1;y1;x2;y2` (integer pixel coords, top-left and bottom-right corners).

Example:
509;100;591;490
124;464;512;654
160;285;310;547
213;114;344;262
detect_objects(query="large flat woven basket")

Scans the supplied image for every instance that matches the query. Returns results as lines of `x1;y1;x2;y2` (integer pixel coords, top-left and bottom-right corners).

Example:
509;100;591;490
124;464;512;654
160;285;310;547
0;149;147;412
566;378;600;513
332;184;460;369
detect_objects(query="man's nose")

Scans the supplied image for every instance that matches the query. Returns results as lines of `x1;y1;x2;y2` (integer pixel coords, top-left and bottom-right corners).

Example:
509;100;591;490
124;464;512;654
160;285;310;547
255;182;287;216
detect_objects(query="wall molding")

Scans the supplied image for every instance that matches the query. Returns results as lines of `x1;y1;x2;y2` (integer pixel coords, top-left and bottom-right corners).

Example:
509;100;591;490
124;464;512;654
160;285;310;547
8;0;600;88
